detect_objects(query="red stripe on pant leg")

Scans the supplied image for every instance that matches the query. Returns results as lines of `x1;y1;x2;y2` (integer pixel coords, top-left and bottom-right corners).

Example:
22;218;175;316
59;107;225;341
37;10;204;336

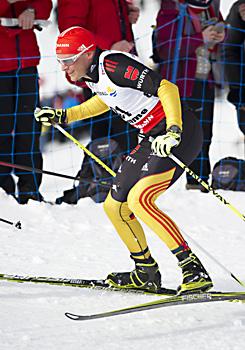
138;182;184;247
139;181;185;246
143;184;184;246
144;181;184;240
137;168;185;245
145;185;185;244
141;178;184;241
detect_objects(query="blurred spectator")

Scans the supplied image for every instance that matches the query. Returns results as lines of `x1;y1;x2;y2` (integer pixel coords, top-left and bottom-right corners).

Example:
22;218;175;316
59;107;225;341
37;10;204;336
0;0;52;203
152;0;225;191
40;90;81;146
62;89;80;109
225;0;245;135
53;93;64;109
57;0;140;154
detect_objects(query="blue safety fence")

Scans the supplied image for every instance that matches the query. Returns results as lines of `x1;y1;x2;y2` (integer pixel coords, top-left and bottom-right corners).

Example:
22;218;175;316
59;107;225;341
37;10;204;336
152;3;245;190
0;5;245;203
0;58;138;204
0;63;42;203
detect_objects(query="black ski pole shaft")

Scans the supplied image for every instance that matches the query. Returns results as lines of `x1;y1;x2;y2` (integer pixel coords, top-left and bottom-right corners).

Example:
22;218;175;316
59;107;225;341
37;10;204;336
169;154;245;222
0;217;21;229
0;160;79;181
0;160;110;188
182;229;245;288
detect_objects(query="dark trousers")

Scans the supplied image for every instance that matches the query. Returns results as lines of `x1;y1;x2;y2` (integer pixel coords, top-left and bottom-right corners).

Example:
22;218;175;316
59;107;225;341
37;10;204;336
183;79;215;183
0;67;43;195
236;107;245;135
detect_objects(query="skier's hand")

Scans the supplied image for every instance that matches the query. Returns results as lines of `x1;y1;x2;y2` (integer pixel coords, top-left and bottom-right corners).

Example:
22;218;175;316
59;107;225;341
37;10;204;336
34;107;67;126
18;9;35;30
239;4;245;21
151;126;182;157
128;5;140;24
111;40;134;52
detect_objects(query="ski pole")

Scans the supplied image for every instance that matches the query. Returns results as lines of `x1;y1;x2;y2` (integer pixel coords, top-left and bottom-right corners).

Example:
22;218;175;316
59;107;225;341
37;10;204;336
0;217;21;229
53;124;116;177
181;228;245;288
168;154;245;287
53;128;245;286
0;160;83;181
169;153;245;223
0;160;111;188
52;128;245;222
49;130;245;223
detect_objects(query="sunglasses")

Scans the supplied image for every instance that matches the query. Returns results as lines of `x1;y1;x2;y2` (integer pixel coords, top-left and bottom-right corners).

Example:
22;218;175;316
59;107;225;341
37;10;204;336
57;44;94;66
57;52;83;66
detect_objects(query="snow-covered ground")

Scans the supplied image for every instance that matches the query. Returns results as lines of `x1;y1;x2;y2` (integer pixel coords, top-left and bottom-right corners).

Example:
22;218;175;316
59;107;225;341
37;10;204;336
1;96;245;350
1;0;245;349
0;139;245;350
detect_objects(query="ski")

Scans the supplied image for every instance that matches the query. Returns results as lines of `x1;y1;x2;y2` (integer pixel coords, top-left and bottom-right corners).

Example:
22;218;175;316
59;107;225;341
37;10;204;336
65;291;245;321
0;273;176;296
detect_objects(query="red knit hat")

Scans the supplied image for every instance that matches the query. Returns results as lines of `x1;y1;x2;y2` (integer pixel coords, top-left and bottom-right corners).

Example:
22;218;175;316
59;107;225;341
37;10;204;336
56;26;96;55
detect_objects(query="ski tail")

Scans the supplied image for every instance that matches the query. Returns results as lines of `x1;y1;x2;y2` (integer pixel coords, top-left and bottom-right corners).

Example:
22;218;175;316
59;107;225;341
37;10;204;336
0;273;175;296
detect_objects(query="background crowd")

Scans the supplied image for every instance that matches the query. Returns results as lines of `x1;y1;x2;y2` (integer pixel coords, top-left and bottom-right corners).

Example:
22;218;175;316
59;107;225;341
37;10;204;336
0;0;245;204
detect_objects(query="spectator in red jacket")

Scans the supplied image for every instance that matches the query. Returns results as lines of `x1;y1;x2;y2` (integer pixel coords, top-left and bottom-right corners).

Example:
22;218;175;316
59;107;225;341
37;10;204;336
0;0;52;204
57;0;140;155
152;0;225;191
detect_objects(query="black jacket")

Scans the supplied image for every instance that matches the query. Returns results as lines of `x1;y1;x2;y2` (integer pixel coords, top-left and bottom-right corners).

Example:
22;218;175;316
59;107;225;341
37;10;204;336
225;0;245;106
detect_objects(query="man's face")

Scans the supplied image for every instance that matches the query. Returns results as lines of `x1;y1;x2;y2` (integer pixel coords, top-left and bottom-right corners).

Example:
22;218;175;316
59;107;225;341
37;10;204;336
239;4;245;22
57;52;93;81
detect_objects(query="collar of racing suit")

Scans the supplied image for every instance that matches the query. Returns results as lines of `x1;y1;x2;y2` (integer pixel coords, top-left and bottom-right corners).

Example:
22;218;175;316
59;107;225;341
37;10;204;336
78;47;103;84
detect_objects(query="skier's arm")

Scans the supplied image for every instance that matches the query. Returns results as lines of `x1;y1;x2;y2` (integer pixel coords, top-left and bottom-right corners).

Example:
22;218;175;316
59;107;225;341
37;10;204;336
104;53;182;131
157;79;182;131
66;95;110;123
34;95;110;126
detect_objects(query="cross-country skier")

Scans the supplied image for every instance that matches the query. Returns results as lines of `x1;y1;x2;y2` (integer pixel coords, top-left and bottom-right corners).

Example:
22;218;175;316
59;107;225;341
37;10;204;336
35;26;213;295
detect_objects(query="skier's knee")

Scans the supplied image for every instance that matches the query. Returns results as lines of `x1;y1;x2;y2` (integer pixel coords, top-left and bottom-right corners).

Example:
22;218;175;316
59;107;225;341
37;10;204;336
104;192;129;221
127;187;141;213
104;192;117;218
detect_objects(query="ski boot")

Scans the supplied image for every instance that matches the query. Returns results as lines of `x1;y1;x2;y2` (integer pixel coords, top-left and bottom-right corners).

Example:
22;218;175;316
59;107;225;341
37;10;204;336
177;252;213;295
106;257;162;292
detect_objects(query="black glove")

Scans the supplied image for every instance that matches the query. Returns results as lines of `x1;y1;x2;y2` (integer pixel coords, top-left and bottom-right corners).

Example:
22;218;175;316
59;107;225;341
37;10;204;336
34;107;67;126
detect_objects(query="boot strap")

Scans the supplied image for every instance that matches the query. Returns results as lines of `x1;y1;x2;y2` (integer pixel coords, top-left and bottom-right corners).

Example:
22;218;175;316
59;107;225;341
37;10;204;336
178;254;196;269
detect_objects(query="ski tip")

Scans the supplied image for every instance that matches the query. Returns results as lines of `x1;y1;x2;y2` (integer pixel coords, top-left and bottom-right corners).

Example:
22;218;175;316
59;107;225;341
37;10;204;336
65;312;81;320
